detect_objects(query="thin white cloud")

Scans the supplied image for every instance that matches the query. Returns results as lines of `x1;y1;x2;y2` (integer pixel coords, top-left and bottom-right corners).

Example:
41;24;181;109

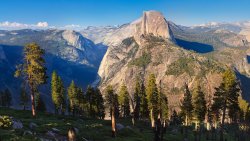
36;22;48;27
0;21;50;30
0;21;88;30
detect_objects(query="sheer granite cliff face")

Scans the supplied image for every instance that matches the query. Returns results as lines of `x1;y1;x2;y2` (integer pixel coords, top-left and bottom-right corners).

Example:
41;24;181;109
98;11;176;87
97;11;225;109
135;11;175;42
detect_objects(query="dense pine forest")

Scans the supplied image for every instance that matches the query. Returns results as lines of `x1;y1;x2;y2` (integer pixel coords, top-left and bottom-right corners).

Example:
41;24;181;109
1;43;250;141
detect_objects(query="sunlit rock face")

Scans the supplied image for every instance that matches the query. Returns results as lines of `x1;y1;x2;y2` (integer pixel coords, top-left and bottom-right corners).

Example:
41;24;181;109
96;11;227;110
135;11;175;42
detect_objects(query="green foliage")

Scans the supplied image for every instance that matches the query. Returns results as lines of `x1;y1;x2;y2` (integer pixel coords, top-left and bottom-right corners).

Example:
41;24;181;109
20;86;29;110
170;110;182;126
14;42;47;116
0;116;12;129
95;88;105;119
146;74;159;120
180;84;193;125
212;69;241;122
36;94;46;112
122;37;135;46
239;98;249;115
118;84;130;118
158;86;168;121
104;85;119;118
85;85;95;117
133;78;141;119
129;52;151;68
139;81;149;119
166;57;223;77
67;80;79;115
193;85;207;123
166;57;195;76
51;71;66;114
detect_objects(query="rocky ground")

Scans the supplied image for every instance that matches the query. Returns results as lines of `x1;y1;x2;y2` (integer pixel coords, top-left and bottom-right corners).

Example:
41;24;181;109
0;108;242;141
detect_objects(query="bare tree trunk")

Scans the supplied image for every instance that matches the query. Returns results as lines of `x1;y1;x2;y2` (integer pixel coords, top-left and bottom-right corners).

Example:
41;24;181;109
150;109;155;128
185;115;188;126
30;86;36;117
68;127;76;141
111;108;116;137
220;100;227;141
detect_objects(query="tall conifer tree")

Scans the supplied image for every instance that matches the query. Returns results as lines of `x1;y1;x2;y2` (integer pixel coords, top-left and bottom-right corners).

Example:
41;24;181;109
180;83;193;126
146;74;159;128
15;42;47;117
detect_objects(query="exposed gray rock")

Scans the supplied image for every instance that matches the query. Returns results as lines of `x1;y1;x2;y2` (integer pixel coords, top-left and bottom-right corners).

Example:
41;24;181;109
23;130;33;136
12;119;23;129
116;123;125;130
52;128;60;133
29;122;38;129
46;131;56;138
73;127;79;134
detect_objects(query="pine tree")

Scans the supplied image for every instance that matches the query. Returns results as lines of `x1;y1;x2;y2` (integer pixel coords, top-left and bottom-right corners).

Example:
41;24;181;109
68;80;79;116
104;85;117;137
51;71;60;114
133;78;141;120
157;81;169;141
212;69;240;141
180;83;193;126
20;86;29;110
86;85;96;117
170;110;181;126
158;85;168;123
146;74;159;128
51;71;66;115
193;85;207;140
36;93;46;112
140;82;149;119
95;88;105;119
15;42;47;117
58;76;66;115
193;85;207;123
118;83;130;118
76;87;84;116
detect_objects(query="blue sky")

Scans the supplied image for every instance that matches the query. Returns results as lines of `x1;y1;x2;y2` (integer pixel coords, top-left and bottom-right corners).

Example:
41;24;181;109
0;0;250;29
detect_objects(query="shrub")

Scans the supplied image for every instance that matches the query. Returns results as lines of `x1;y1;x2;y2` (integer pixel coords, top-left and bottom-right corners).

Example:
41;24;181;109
0;116;12;129
166;57;195;76
129;52;151;68
122;37;135;46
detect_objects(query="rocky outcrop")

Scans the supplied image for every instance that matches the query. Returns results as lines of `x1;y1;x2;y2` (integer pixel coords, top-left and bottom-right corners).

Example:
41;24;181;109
82;11;175;46
97;35;224;109
135;11;175;42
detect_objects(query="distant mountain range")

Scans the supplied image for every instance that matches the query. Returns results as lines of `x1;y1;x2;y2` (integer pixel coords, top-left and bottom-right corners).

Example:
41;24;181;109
0;11;250;111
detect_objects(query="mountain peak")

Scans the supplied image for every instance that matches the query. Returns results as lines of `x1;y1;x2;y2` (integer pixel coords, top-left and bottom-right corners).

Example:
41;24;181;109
135;10;175;41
